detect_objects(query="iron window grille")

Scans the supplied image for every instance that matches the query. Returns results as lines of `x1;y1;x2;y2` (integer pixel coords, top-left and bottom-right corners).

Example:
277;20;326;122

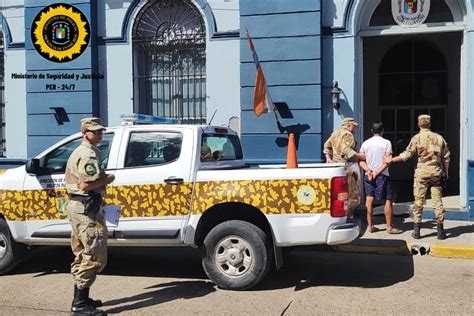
132;0;207;124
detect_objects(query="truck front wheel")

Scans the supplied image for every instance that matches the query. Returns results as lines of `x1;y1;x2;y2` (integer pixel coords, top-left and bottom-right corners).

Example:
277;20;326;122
202;220;272;290
0;219;19;274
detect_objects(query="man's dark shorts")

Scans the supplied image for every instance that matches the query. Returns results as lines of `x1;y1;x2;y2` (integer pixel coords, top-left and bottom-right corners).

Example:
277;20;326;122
364;174;392;200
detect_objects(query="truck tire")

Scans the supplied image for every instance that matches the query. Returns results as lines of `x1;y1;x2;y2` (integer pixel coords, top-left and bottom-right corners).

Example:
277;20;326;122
0;219;21;274
202;220;272;290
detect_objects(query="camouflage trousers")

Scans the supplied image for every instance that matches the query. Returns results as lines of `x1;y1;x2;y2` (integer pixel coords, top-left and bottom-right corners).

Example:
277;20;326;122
413;175;444;224
68;200;108;289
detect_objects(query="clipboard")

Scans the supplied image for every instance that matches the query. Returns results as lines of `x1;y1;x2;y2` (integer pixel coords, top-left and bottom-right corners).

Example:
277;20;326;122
104;205;120;227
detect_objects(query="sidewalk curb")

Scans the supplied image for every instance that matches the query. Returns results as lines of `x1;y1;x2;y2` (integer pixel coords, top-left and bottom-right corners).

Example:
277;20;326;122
331;242;474;259
331;243;412;256
429;243;474;259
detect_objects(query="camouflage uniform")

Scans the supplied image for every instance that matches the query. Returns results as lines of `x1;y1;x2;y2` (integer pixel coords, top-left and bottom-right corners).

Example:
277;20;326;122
65;121;107;290
323;128;358;163
323;118;360;213
398;123;450;224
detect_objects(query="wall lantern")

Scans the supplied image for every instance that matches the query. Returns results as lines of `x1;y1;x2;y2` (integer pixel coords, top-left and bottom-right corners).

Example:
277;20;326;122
331;81;342;111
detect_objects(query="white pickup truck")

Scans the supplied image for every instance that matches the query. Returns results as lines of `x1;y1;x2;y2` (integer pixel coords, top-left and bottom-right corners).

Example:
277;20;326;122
0;119;360;290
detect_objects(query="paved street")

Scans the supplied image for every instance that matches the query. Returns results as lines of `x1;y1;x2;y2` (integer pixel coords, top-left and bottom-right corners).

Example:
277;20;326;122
0;246;473;315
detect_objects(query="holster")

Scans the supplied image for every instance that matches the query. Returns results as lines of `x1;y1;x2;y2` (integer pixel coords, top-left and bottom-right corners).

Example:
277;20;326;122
440;172;448;190
70;191;103;215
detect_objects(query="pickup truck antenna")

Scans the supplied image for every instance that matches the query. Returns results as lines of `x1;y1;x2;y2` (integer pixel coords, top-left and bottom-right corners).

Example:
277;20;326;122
208;109;217;125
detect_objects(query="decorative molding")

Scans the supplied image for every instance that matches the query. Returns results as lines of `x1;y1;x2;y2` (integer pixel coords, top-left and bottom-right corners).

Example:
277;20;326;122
212;30;240;39
100;0;238;45
99;0;141;44
1;15;25;50
331;0;468;35
331;0;356;33
358;22;464;36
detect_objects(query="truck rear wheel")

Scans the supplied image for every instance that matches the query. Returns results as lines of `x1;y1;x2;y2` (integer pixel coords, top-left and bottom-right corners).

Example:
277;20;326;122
202;220;272;290
0;219;18;274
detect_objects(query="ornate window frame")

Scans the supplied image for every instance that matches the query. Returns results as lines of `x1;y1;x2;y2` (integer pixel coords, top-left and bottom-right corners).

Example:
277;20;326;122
131;0;207;124
356;0;466;36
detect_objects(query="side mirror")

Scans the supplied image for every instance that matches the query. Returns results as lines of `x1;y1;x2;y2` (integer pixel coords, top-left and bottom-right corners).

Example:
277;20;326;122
25;159;40;174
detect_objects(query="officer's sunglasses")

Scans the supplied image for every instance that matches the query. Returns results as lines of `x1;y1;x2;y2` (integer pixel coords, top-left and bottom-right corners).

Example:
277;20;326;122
87;129;106;135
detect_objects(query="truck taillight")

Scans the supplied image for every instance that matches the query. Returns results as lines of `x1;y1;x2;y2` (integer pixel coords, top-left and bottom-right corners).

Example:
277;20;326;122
331;176;348;217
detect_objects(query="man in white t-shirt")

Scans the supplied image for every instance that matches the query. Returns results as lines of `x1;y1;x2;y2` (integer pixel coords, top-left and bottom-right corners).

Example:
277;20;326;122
360;122;401;234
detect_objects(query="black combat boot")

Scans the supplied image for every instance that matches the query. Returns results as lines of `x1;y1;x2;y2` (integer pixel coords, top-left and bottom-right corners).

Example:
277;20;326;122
437;223;447;240
83;287;103;308
72;286;103;309
71;287;105;315
412;223;421;239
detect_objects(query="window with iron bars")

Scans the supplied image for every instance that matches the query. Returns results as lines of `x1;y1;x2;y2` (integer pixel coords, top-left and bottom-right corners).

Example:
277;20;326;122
132;0;207;124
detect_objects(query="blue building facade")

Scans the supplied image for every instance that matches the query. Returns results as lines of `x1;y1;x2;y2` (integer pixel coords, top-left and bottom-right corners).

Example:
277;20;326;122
1;0;473;216
24;1;99;157
240;0;322;164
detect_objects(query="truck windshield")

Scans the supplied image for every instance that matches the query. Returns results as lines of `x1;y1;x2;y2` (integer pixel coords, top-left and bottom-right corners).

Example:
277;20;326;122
201;134;243;162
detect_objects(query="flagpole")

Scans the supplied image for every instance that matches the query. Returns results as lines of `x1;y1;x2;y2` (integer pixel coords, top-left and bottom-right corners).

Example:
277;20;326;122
246;28;280;128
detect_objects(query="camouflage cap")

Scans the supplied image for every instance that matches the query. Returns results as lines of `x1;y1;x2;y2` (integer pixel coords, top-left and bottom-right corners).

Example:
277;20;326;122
417;114;431;124
342;117;359;126
80;117;105;132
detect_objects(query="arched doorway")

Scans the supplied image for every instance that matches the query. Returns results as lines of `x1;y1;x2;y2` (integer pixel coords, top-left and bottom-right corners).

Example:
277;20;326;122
378;39;448;155
361;0;462;207
132;0;207;124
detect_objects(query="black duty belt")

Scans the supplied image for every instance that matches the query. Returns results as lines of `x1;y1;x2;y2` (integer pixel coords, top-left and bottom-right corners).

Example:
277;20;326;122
69;192;103;215
69;194;88;202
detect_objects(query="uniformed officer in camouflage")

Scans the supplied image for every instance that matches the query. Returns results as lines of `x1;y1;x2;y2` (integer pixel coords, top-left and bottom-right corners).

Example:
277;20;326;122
323;118;365;214
323;117;366;163
65;117;115;315
387;114;450;240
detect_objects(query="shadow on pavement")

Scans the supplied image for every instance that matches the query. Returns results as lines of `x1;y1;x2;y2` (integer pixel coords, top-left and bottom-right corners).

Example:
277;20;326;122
13;246;208;280
358;213;474;239
421;220;474;239
103;280;216;314
255;248;414;291
11;245;414;298
365;215;414;234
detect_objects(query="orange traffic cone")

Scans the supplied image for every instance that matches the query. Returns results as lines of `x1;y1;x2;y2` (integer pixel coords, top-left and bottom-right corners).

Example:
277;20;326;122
286;132;298;168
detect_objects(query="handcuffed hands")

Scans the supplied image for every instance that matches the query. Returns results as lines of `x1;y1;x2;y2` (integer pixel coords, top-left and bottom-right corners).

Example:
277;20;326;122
366;170;374;181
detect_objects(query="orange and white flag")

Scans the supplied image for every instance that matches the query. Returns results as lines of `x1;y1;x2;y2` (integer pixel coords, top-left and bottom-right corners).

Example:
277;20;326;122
246;30;275;117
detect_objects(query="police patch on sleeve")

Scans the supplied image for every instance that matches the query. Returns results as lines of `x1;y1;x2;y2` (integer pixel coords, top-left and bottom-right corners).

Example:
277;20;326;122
84;163;97;176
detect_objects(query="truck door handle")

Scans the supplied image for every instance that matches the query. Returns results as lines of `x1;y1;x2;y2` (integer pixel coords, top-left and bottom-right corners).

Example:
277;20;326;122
164;177;184;185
